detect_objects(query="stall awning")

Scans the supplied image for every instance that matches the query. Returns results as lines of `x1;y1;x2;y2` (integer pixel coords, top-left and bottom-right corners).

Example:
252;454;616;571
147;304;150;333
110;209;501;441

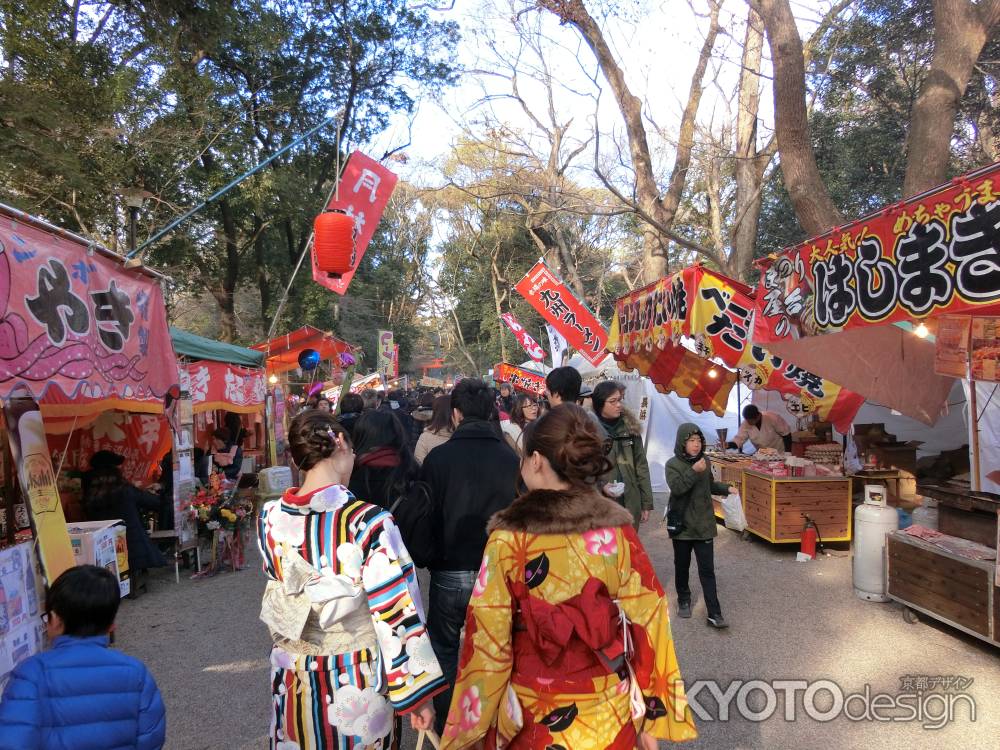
170;327;265;367
753;162;1000;424
187;360;266;414
0;203;178;418
252;326;354;375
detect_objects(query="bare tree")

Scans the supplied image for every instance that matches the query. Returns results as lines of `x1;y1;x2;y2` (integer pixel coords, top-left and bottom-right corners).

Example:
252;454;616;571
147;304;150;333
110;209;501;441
536;0;724;281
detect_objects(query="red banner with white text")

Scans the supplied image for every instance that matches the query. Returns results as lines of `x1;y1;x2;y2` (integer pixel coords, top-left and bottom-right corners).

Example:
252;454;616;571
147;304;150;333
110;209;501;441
312;152;398;295
500;312;546;362
186;361;266;414
514;262;608;366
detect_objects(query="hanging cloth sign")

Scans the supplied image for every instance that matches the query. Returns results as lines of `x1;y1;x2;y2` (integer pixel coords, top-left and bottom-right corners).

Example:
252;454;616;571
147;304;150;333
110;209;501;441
753;163;1000;345
494;363;546;396
514;262;607;366
186;362;266;414
500;313;546;362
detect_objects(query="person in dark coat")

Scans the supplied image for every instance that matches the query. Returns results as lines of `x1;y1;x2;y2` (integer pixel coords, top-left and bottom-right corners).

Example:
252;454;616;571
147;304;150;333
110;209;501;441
665;423;738;629
335;392;365;439
348;409;420;510
420;378;520;732
83;453;167;571
0;565;166;750
379;388;419;450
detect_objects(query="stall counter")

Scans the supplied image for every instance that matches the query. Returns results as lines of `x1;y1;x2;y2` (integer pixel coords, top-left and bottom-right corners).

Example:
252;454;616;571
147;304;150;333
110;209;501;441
742;470;853;544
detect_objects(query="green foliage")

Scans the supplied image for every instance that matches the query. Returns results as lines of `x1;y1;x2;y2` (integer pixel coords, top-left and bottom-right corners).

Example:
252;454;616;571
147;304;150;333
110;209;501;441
757;0;1000;256
0;0;458;342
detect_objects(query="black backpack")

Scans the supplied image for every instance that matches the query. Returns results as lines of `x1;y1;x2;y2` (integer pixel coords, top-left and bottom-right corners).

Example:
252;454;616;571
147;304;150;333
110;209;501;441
389;480;436;568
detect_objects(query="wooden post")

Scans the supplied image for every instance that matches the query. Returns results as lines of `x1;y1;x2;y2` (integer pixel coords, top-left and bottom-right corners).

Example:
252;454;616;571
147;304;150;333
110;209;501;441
969;379;981;492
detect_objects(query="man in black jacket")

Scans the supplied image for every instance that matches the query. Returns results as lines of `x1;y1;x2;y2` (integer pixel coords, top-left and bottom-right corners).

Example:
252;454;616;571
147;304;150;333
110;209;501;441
421;377;519;732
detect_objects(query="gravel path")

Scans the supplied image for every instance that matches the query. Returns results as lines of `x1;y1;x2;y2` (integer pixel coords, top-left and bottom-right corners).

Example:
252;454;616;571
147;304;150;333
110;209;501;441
116;500;1000;749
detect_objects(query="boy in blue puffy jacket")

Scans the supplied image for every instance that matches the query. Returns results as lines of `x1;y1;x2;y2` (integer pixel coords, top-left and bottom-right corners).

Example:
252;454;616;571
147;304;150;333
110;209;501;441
0;564;166;750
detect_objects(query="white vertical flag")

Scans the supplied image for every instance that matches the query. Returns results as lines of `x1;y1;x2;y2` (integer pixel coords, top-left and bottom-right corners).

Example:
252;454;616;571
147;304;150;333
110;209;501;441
546;324;568;368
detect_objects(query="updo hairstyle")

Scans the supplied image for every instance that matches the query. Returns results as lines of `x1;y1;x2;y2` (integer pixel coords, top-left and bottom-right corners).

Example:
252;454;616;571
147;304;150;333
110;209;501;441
521;404;612;488
288;409;352;472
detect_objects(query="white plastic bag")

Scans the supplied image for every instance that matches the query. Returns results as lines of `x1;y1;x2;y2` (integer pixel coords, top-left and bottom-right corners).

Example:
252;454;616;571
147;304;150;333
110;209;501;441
721;493;746;532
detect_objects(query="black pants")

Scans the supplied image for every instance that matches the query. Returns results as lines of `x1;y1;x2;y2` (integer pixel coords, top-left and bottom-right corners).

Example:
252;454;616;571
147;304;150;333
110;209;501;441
673;538;722;618
427;569;476;734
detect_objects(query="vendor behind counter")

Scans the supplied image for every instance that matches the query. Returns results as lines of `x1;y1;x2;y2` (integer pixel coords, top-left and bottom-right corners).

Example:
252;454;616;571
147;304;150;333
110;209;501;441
727;405;792;453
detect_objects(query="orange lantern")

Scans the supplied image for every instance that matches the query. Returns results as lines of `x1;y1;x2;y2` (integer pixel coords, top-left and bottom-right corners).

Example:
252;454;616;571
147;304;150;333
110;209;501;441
313;210;356;276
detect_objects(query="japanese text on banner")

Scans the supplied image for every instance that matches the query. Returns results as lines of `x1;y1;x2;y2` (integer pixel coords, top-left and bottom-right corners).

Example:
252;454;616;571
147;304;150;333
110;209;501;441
495;363;546;396
754;166;1000;344
514;262;608;366
500;312;546;362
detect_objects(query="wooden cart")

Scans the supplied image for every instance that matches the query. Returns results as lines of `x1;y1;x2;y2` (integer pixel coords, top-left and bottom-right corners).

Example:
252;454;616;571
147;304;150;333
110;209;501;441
742;470;853;544
886;531;999;648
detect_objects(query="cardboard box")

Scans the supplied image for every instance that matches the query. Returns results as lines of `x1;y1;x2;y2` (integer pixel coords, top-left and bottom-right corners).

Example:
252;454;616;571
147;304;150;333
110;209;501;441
66;520;130;598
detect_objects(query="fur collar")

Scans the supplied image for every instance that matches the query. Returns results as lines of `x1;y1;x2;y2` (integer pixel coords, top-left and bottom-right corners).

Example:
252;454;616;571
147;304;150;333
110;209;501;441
488;488;634;534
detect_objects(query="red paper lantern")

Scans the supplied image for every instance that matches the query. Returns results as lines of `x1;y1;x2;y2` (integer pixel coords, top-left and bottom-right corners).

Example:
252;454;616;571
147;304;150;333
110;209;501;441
313;210;356;276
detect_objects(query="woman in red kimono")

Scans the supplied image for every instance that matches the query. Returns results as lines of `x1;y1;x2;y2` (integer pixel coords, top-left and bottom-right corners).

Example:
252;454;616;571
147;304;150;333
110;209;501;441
442;404;697;749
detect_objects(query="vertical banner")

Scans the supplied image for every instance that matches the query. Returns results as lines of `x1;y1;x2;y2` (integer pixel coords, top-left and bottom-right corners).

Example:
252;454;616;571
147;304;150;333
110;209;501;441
935;316;972;377
312;152;398;296
500;312;546;362
377;330;395;375
392;344;400;378
173;368;197;544
545;324;568;368
514;262;608;366
3;394;74;581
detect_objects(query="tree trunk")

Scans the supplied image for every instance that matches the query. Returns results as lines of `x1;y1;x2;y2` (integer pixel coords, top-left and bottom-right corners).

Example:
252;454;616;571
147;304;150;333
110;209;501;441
903;0;1000;196
197;149;241;342
756;0;843;235
254;215;270;329
538;0;719;279
730;5;768;280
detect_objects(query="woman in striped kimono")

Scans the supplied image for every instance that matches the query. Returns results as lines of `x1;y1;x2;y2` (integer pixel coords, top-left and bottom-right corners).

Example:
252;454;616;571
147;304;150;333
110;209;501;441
257;409;446;749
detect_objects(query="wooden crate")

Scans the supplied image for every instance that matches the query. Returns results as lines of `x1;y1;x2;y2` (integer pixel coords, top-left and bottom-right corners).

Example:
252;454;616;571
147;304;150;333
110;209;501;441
742;470;852;544
887;532;998;645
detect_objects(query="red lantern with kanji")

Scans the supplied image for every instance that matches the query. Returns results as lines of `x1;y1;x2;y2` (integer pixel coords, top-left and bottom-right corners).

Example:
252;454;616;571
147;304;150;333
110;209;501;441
313;210;356;276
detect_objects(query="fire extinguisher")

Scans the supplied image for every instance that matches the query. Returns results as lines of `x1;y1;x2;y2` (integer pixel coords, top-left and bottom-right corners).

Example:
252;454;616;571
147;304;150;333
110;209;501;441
801;516;821;559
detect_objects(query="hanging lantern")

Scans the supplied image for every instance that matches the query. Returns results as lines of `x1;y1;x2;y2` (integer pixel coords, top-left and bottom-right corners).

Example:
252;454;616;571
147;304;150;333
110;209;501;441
298;348;321;371
313;210;356;276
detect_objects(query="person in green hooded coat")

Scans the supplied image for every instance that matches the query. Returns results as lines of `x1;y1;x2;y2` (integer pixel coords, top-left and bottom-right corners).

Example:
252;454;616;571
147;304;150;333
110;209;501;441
665;423;738;629
591;381;654;529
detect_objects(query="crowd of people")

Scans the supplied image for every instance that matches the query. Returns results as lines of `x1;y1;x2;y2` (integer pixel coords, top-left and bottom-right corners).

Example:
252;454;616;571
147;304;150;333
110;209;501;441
0;365;743;750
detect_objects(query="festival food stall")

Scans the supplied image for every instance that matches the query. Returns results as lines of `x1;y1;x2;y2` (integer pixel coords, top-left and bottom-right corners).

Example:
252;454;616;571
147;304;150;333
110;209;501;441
752;162;1000;647
168;327;268;578
0;202;178;686
608;265;864;542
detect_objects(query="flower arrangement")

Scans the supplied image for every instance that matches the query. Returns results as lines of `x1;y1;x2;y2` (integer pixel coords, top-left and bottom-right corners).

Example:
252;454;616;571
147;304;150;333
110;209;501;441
182;472;252;536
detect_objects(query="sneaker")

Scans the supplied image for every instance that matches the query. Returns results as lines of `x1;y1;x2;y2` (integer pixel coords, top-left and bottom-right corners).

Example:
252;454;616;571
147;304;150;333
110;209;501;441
677;600;692;618
707;615;729;629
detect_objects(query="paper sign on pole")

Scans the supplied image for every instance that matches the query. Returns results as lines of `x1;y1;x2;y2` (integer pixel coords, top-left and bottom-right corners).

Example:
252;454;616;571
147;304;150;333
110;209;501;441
377;331;394;375
311;152;398;295
515;262;608;366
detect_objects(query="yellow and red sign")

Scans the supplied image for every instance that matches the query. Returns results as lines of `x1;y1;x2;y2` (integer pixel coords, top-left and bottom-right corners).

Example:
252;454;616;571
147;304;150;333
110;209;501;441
610;266;864;430
754;163;1000;345
494;363;546;396
515;262;607;366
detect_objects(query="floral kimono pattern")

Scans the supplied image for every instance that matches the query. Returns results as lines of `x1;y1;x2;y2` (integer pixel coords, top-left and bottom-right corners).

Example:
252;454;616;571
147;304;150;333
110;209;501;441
442;488;698;749
258;484;446;750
